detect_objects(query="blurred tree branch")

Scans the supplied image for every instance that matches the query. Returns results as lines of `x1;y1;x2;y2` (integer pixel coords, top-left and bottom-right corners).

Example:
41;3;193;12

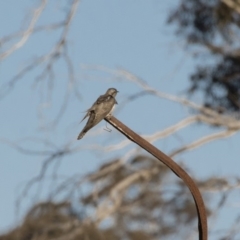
1;1;240;239
0;0;47;60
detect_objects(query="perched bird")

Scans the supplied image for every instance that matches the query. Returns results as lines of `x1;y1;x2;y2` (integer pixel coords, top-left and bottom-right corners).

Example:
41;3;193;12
77;88;118;140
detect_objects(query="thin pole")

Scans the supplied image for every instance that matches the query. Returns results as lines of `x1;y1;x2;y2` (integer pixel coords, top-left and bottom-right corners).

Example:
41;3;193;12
105;116;208;240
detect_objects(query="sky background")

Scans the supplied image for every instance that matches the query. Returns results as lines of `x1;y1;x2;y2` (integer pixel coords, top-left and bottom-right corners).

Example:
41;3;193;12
1;0;240;239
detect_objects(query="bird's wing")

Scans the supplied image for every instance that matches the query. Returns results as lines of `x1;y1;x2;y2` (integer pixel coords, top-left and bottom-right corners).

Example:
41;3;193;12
80;111;90;123
77;111;96;139
96;94;112;104
80;94;113;123
80;110;91;123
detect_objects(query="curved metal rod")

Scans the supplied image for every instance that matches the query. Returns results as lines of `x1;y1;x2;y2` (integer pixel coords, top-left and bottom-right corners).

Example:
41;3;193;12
105;116;208;240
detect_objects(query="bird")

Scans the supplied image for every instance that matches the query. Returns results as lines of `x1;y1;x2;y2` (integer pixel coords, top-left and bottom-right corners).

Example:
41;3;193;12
77;88;118;140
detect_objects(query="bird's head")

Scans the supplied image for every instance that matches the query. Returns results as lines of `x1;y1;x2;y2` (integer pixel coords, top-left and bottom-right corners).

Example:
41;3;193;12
106;88;119;97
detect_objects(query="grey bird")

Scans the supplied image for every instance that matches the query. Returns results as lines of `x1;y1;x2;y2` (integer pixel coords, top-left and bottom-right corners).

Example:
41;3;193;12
77;88;118;140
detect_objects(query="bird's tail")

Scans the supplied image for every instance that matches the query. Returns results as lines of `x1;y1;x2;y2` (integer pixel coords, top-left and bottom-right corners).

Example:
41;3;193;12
77;130;86;140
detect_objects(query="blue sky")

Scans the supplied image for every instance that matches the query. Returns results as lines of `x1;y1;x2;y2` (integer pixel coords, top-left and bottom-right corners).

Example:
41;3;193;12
1;0;240;238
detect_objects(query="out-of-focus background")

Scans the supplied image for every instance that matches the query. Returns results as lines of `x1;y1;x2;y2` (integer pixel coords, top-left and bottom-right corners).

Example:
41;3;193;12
1;0;240;239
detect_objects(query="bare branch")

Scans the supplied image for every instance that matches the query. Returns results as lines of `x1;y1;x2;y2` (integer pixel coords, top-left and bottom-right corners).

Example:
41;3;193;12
104;116;198;152
0;0;47;60
0;138;52;155
95;168;159;222
0;22;65;46
83;65;230;121
169;129;236;158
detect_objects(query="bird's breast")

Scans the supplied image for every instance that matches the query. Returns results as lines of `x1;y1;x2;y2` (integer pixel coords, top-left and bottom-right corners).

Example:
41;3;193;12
109;104;115;114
